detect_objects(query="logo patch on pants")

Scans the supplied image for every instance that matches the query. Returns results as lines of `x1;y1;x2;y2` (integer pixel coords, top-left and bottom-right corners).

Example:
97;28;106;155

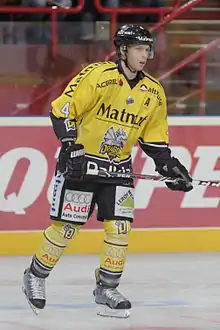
61;190;93;223
114;186;134;218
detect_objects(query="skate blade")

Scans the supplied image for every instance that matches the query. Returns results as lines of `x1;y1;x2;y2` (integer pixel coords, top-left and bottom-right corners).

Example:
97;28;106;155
22;286;40;316
97;306;130;319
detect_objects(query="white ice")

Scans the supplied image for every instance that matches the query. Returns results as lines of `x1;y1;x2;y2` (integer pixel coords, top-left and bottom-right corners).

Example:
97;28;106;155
1;253;220;330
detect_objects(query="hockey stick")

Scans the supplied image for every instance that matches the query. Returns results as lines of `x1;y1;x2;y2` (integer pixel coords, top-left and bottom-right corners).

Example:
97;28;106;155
86;169;220;188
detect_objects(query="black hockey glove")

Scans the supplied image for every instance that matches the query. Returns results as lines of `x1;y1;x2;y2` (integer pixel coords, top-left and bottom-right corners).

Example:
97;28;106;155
57;141;85;180
156;157;193;192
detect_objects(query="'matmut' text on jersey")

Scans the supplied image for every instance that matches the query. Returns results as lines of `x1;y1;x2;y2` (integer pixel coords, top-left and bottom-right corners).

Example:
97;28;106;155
96;103;147;128
51;61;168;173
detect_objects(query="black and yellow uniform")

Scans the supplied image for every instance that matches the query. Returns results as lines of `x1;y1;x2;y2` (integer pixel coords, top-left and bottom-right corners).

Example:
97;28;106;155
24;25;192;315
39;60;171;281
51;61;170;175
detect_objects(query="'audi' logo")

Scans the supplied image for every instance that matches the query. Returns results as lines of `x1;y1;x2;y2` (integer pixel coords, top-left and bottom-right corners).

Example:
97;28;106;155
65;192;92;204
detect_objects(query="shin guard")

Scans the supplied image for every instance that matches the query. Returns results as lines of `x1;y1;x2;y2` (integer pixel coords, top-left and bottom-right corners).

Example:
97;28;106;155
99;220;131;287
31;221;81;277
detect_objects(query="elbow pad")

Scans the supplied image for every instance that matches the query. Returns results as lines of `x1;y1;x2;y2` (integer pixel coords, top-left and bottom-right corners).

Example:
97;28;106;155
50;112;77;141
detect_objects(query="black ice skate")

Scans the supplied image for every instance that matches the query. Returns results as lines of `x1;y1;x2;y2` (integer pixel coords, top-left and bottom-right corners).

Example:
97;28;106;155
22;268;46;315
93;269;131;318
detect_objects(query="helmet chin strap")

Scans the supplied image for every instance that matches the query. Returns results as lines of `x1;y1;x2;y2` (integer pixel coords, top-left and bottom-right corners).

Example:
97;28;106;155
121;47;138;75
123;58;137;74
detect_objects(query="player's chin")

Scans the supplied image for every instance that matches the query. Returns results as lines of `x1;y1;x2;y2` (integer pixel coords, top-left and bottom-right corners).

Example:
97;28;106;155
137;62;146;70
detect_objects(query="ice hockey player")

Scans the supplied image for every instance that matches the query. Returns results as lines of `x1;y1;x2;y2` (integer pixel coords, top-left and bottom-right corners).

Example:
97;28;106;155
22;24;193;318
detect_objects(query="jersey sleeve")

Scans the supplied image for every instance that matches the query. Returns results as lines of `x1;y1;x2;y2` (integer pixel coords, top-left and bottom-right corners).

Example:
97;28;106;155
50;64;100;141
138;84;172;165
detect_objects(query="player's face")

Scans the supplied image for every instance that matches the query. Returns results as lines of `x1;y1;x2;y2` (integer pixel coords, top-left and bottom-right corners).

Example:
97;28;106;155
127;44;150;71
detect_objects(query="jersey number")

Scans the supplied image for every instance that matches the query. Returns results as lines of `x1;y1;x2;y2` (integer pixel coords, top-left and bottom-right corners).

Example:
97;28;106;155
61;102;70;117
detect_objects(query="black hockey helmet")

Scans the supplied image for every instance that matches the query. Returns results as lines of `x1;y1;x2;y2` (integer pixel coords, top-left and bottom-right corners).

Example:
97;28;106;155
114;24;154;59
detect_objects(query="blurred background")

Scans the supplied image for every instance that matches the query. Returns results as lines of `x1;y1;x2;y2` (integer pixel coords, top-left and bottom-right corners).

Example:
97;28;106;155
0;3;220;327
0;0;219;116
1;0;220;258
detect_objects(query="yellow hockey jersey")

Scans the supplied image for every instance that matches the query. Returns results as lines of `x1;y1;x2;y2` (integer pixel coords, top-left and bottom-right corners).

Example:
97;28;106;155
51;61;169;174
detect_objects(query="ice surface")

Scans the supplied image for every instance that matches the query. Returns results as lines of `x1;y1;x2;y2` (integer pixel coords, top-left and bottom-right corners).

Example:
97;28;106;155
1;253;220;329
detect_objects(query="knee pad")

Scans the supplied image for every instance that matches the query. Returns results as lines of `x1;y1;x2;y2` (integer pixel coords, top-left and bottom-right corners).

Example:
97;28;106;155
44;221;81;247
104;220;131;246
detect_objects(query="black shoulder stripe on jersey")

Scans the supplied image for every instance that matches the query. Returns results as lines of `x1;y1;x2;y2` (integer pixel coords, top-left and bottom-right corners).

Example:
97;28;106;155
103;66;118;72
64;62;112;98
143;73;160;86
